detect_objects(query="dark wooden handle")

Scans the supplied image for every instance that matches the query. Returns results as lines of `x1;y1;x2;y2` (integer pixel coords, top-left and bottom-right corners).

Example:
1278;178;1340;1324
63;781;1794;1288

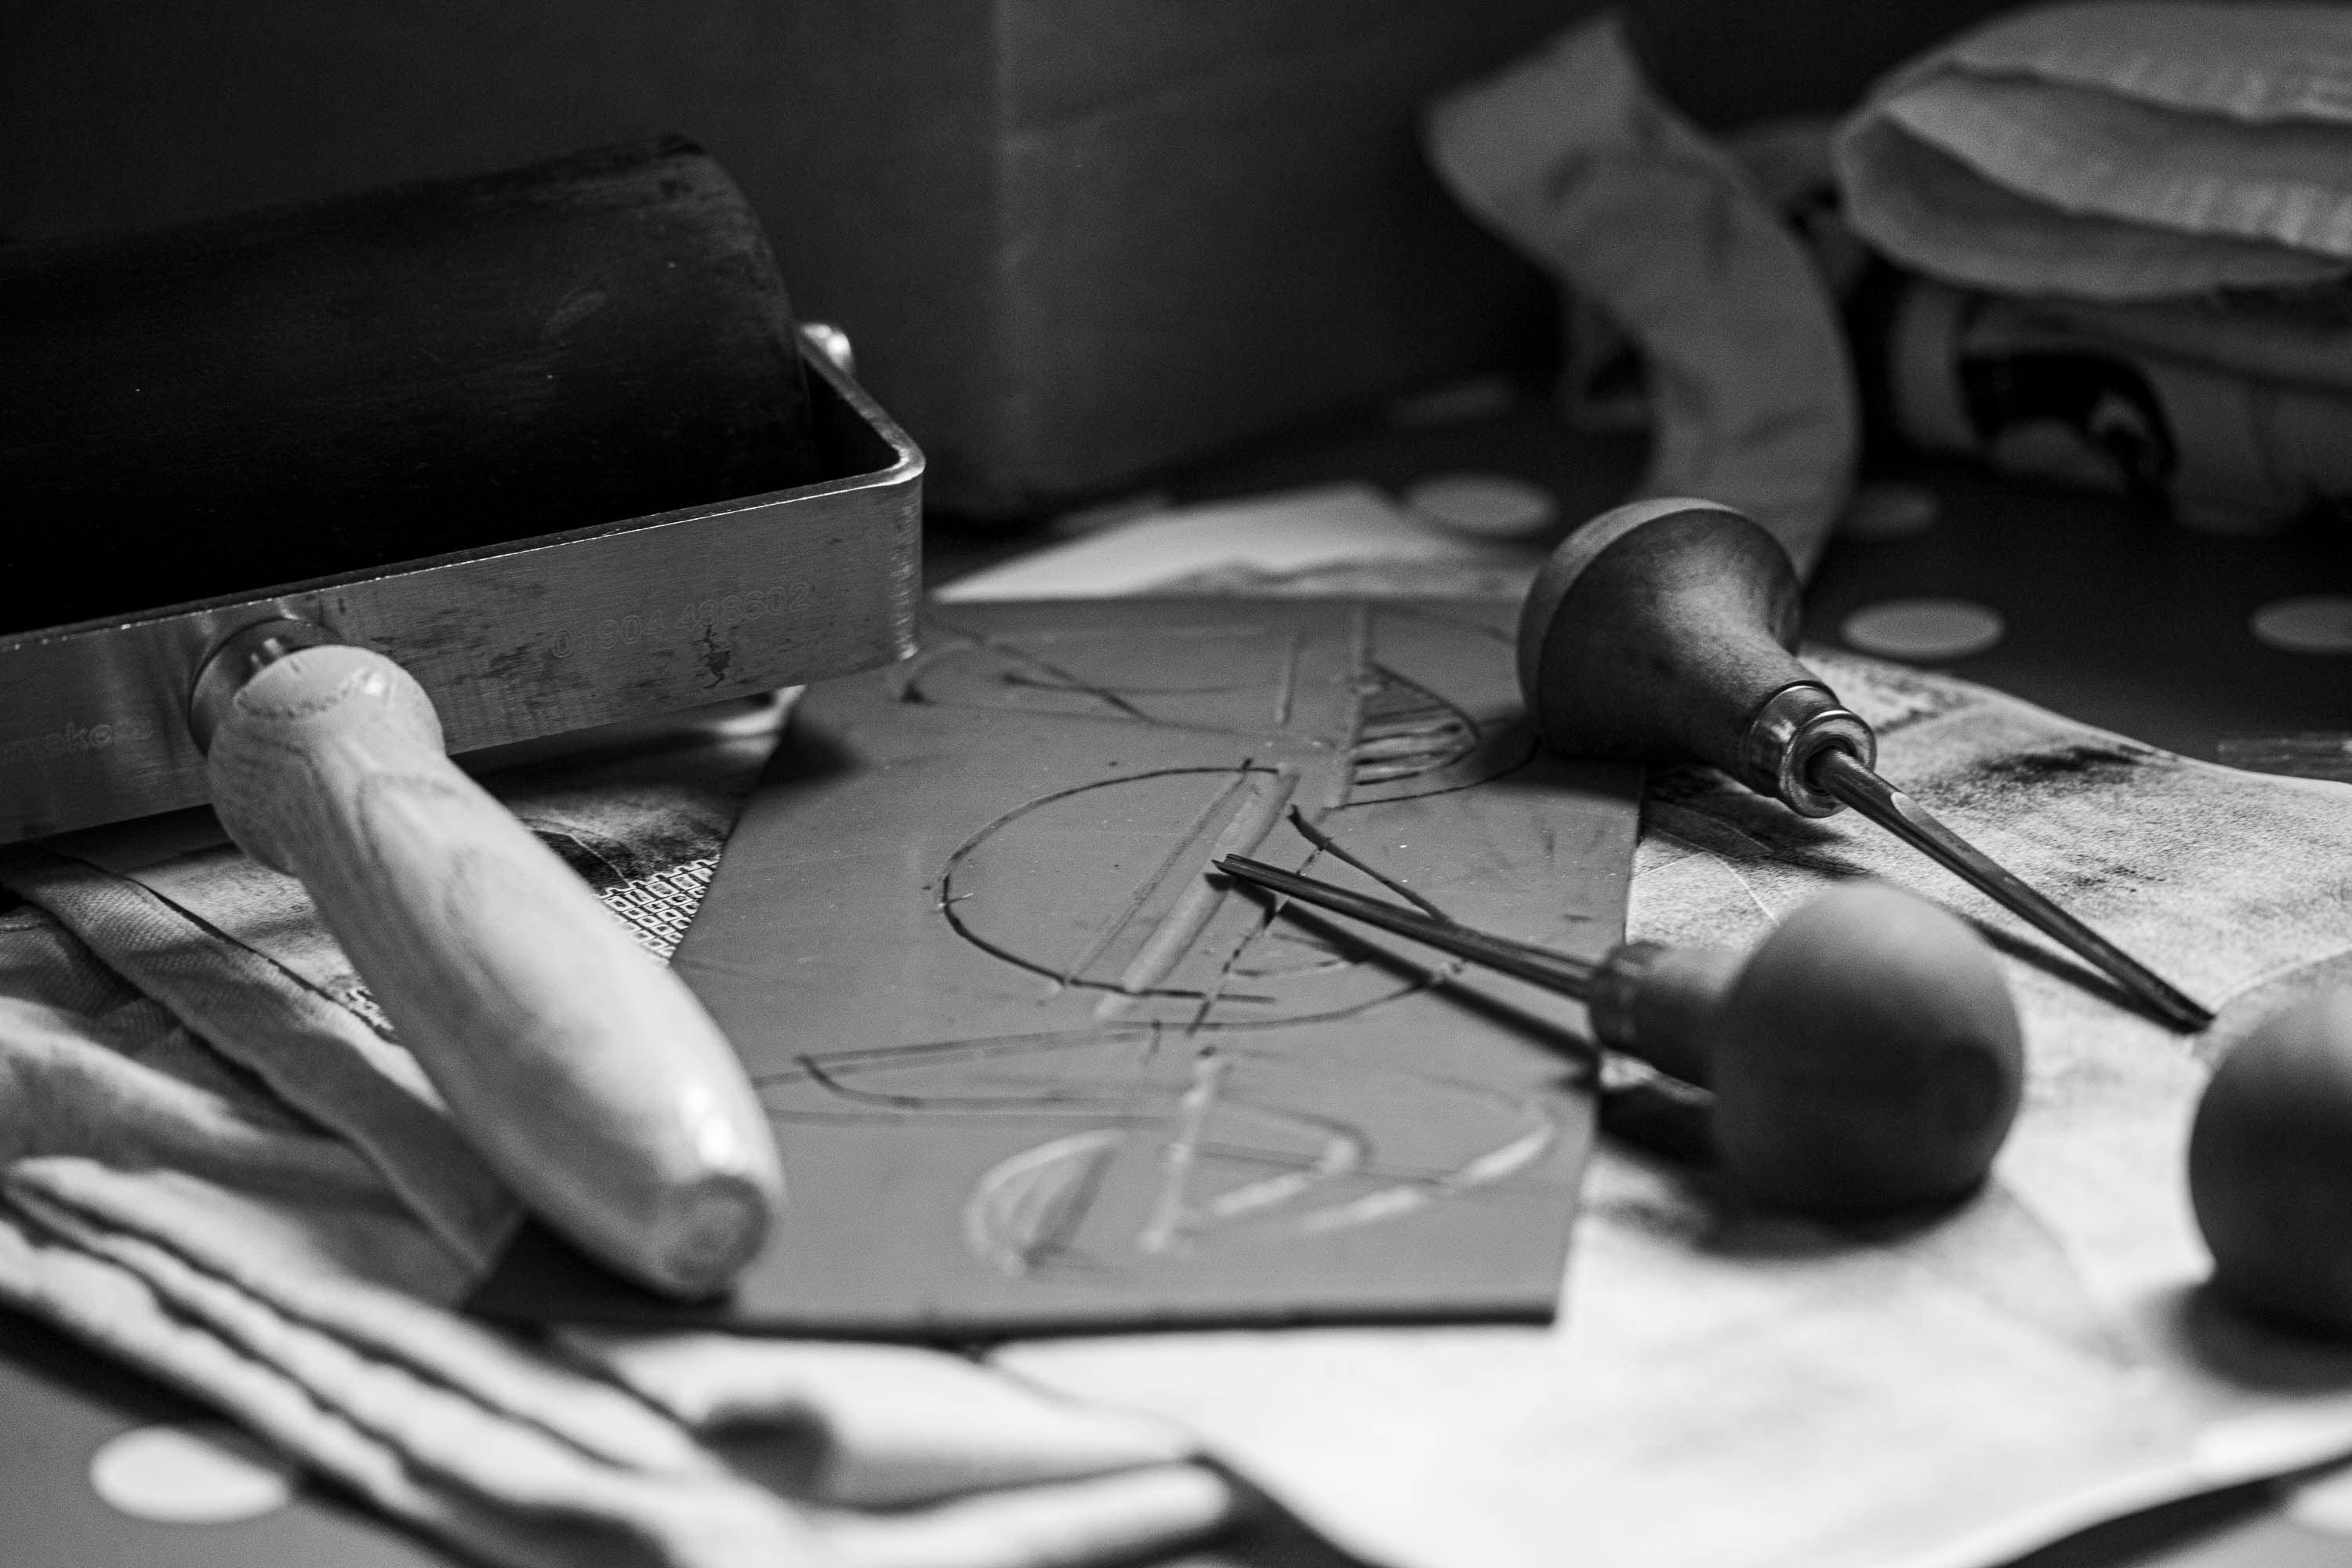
1586;939;1741;1089
2191;991;2352;1338
1517;499;1814;779
205;644;783;1297
1706;884;2023;1215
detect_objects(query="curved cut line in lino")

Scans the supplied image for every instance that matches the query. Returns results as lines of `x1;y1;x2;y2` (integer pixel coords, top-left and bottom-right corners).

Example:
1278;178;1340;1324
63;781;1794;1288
965;1127;1126;1277
1096;764;1301;1020
1293;1109;1559;1236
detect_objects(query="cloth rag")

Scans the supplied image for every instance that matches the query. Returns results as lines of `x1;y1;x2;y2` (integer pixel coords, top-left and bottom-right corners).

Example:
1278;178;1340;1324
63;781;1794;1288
1838;2;2352;301
0;709;1233;1568
1424;12;1858;577
1832;3;2352;529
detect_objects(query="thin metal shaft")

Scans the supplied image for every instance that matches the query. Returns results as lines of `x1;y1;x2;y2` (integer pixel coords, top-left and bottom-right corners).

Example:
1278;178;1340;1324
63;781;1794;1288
1811;749;2212;1033
1216;855;1599;996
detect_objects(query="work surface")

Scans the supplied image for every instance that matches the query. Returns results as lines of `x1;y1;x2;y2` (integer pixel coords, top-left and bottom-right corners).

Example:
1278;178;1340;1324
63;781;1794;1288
998;636;2352;1568
475;597;1637;1338
12;405;2352;1566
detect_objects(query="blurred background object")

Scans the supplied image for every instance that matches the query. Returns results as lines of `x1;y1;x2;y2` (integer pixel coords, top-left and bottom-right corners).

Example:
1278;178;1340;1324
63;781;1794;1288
1427;15;1859;575
0;0;2024;524
1836;2;2352;534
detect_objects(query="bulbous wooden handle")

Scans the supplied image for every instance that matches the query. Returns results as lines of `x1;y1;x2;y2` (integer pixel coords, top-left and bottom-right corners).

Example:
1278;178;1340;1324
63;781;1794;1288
2190;990;2352;1337
1518;499;1872;813
1592;883;2024;1217
1707;884;2023;1215
203;644;783;1297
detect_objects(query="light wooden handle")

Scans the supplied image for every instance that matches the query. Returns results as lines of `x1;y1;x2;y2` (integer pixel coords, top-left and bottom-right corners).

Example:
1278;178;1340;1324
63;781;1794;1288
204;644;782;1297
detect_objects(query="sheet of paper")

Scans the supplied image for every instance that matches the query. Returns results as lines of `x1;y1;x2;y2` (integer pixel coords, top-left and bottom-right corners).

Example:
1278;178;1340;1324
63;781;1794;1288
474;597;1640;1336
1000;650;2352;1568
935;483;1507;601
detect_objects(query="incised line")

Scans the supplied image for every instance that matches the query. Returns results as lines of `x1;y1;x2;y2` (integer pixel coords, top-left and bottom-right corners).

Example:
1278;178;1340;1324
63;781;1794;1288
1059;768;1254;988
1138;1050;1227;1254
1096;764;1301;1019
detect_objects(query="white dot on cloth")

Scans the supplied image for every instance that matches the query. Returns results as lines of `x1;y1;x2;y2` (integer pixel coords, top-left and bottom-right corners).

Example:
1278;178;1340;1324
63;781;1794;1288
2288;1465;2352;1536
1840;599;2005;662
2252;596;2352;655
1403;473;1558;542
1836;481;1941;541
89;1422;296;1523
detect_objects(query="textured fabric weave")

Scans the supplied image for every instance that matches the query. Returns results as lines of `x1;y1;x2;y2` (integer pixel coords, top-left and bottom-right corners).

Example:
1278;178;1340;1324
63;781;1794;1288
1839;2;2352;299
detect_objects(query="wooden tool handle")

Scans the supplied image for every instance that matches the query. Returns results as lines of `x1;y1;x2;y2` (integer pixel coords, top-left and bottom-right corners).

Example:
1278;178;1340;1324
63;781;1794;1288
1592;885;2022;1217
204;643;782;1297
1518;500;1875;811
1713;885;2023;1216
2190;990;2352;1337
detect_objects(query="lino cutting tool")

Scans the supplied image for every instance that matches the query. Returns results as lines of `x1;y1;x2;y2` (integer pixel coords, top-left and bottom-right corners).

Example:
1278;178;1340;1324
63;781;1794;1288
1218;856;2023;1217
0;140;924;1297
1516;498;2213;1033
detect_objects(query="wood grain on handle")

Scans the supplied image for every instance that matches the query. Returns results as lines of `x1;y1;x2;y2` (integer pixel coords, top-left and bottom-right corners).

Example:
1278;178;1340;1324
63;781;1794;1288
204;644;782;1298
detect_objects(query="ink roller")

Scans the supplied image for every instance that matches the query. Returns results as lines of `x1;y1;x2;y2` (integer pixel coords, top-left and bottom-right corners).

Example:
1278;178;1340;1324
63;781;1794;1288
0;140;924;1297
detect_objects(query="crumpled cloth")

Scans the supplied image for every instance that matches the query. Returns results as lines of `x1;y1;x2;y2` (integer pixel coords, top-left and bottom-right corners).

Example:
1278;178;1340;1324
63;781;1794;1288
1004;651;2352;1568
1425;12;1857;577
1871;272;2352;532
0;712;1233;1568
1838;1;2352;301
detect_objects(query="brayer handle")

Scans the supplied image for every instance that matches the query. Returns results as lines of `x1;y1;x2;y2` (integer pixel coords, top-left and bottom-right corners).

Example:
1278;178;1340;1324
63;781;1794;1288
194;627;783;1298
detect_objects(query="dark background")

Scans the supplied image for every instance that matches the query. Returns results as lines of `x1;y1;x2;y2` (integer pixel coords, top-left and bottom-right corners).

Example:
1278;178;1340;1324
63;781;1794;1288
0;0;2020;517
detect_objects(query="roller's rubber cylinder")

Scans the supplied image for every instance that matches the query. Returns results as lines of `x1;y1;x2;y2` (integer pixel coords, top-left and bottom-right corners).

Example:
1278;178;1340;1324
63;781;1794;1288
0;136;818;636
2190;991;2352;1337
1516;499;1821;797
204;643;785;1298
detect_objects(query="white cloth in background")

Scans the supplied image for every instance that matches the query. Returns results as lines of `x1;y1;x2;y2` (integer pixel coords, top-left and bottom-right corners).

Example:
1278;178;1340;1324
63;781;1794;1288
1838;1;2352;301
0;800;1232;1568
1425;13;1857;577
